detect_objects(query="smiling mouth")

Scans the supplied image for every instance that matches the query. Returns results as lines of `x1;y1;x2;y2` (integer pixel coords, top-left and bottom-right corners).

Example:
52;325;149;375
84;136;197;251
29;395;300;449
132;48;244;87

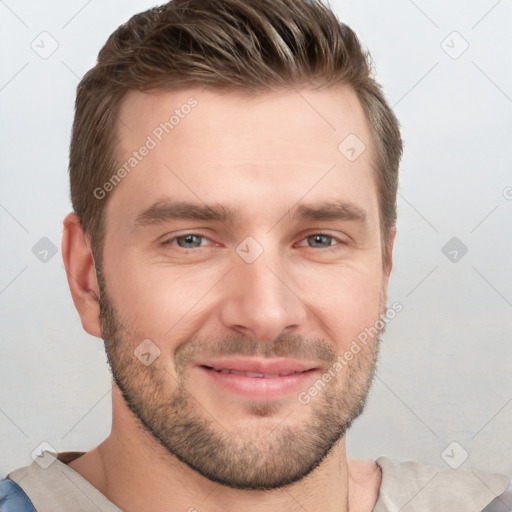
201;365;311;379
193;357;321;399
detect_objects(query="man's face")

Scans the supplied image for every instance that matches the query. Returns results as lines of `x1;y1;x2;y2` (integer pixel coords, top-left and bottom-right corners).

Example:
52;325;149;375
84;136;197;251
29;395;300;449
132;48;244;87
97;86;391;489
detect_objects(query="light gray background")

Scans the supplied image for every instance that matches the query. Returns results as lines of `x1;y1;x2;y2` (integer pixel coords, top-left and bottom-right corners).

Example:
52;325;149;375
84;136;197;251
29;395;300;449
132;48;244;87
1;0;511;478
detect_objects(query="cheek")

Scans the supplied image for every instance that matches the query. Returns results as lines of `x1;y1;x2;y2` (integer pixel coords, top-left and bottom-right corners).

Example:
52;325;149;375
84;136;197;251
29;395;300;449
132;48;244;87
297;265;384;350
104;250;221;341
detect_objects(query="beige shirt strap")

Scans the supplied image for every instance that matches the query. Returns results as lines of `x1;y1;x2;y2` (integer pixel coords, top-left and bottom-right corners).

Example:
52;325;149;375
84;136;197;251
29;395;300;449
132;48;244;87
373;456;509;512
7;451;121;512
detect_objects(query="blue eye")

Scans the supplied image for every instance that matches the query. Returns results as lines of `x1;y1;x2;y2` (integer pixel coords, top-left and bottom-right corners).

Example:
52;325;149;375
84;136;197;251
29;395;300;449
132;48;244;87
171;234;207;249
306;234;336;248
163;232;344;253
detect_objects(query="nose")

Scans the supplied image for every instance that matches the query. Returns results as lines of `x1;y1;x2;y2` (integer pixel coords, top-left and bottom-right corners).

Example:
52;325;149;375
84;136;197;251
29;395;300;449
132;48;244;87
218;246;307;342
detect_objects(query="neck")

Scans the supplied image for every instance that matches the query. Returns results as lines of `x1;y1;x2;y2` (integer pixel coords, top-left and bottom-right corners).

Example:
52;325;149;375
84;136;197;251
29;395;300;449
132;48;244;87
69;387;380;512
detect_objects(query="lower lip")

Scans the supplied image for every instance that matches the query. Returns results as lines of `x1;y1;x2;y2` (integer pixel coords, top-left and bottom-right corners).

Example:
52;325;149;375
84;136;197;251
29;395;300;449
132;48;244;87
197;366;318;400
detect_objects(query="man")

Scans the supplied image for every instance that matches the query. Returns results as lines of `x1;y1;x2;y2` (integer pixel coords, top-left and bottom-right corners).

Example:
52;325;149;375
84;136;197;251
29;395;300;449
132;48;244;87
1;0;510;510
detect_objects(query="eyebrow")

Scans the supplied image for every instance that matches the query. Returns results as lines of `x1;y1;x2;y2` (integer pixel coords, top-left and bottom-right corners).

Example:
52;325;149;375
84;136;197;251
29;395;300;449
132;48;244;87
134;201;238;227
294;202;367;224
133;199;367;228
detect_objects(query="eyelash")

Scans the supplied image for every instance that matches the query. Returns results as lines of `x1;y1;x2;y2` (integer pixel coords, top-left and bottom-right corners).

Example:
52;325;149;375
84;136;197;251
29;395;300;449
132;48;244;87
162;232;346;251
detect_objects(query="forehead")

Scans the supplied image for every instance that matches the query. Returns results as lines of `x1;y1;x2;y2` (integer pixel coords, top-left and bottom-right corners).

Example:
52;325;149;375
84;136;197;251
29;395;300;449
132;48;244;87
107;86;378;229
117;85;372;156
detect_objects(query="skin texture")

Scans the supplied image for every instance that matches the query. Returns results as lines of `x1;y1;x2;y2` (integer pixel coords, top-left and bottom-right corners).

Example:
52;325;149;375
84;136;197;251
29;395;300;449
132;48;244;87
62;85;395;512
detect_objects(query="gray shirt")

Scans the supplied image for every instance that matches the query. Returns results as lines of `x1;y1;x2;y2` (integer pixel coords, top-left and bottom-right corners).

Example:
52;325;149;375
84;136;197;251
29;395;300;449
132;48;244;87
6;450;511;511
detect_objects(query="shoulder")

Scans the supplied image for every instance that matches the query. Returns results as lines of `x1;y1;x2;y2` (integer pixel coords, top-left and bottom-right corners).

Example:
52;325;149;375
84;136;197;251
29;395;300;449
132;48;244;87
482;478;512;511
0;478;37;511
2;450;121;512
374;456;510;512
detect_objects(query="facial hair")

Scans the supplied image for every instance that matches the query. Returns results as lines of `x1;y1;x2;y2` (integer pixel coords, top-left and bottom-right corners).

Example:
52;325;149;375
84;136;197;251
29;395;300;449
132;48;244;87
97;265;385;490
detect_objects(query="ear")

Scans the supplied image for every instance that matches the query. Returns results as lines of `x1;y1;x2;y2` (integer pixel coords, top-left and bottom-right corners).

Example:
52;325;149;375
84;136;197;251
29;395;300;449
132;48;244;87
383;226;396;284
62;213;102;339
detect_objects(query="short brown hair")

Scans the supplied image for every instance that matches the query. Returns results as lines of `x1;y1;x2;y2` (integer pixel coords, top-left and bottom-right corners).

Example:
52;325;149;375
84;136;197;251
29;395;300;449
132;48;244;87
69;0;402;265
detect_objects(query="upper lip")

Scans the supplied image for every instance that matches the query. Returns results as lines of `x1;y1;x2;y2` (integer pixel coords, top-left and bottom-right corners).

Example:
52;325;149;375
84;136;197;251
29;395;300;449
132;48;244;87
195;357;318;376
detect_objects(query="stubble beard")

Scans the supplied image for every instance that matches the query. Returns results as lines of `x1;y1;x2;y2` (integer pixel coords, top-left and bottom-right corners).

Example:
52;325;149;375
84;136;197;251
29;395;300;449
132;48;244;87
97;267;385;490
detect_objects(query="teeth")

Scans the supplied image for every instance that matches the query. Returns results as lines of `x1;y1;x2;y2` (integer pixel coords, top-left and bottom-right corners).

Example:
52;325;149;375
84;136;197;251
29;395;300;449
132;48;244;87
212;368;301;378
